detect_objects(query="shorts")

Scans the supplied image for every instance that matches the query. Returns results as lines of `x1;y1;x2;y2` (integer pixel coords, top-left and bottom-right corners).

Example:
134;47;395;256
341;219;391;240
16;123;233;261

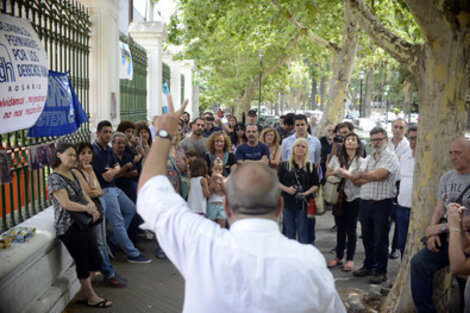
207;202;226;220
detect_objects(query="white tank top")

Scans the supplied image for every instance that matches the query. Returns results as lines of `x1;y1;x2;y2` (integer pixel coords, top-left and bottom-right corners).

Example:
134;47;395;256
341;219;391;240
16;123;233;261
188;176;207;214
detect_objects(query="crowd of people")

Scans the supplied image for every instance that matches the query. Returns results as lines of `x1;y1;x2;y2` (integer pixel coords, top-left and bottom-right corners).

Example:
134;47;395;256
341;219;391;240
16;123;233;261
47;101;470;311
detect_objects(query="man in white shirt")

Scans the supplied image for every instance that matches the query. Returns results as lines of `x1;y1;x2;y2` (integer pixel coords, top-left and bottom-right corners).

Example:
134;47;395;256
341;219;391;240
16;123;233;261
396;125;417;258
137;96;346;313
388;118;411;259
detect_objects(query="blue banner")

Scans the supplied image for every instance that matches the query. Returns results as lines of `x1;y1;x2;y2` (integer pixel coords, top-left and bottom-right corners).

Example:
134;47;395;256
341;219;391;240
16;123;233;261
28;70;87;137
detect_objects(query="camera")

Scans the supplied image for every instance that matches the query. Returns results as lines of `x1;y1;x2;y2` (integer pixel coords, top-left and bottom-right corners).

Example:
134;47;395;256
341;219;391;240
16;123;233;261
294;185;303;200
334;135;344;143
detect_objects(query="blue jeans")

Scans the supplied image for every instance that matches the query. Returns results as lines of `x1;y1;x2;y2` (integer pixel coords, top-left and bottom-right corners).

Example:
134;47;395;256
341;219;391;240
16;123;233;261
283;207;308;244
102;187;139;258
396;205;411;258
359;198;393;273
90;197;114;279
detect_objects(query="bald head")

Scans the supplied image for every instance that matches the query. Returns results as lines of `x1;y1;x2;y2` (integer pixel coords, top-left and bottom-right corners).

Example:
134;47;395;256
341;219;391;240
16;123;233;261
226;163;281;215
450;136;470;173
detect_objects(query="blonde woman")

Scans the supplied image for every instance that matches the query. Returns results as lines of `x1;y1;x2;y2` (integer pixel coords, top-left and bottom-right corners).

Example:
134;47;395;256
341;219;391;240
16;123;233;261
260;126;281;171
278;138;319;244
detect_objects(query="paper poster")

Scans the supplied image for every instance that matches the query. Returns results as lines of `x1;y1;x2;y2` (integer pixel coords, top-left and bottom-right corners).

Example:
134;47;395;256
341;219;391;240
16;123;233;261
0;150;12;184
0;13;48;135
119;41;133;80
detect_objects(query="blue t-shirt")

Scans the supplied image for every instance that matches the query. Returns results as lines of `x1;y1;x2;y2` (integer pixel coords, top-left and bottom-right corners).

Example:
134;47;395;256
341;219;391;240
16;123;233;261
235;142;270;161
91;141;119;188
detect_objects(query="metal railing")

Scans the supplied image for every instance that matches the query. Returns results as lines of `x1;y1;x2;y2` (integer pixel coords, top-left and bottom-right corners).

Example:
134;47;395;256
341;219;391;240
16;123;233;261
0;0;91;232
119;33;147;122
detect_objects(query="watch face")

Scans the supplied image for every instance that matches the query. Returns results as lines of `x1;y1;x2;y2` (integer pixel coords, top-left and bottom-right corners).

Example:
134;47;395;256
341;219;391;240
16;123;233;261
159;130;168;137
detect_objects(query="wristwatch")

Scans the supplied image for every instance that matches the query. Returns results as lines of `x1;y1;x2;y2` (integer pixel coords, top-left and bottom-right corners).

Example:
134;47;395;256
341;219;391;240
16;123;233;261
156;129;172;141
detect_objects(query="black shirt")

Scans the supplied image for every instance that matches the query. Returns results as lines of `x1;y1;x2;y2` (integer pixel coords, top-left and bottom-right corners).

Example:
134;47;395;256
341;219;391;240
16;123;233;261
91;141;119;189
278;161;319;210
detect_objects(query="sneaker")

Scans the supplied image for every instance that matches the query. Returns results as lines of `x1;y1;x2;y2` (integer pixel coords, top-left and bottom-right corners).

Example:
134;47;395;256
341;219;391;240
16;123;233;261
155;247;167;260
113;273;128;284
127;254;152;264
369;273;388;284
389;249;399;259
353;266;375;277
102;275;127;288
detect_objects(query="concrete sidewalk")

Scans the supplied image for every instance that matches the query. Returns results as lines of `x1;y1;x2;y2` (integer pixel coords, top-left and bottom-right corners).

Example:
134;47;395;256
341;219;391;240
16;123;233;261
64;212;446;312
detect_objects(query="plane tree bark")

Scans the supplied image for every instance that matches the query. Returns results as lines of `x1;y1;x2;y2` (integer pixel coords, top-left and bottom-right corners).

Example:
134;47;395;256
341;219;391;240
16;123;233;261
348;0;470;311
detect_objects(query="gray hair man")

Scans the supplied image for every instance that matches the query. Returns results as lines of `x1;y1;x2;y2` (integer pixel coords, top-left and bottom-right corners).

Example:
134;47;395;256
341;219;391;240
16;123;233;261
137;96;346;313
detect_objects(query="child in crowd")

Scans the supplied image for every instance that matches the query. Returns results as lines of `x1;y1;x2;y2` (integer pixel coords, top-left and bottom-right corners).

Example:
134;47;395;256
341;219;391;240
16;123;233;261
187;158;211;215
207;158;226;227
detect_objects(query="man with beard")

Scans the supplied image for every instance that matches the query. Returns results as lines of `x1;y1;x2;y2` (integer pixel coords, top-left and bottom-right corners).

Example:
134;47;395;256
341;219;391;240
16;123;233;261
179;118;207;157
235;124;270;165
181;111;192;137
351;126;398;284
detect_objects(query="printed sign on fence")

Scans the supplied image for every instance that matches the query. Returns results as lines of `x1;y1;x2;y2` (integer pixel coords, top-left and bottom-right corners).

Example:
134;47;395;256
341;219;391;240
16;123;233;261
0;13;48;135
28;71;87;137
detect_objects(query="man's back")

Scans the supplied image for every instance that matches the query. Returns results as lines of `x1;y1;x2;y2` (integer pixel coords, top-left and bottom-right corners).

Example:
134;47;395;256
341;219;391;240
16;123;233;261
138;176;345;313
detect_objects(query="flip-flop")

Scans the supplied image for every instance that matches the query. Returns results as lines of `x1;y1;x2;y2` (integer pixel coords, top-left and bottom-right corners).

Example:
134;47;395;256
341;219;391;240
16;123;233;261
342;261;354;272
87;299;112;308
327;259;343;268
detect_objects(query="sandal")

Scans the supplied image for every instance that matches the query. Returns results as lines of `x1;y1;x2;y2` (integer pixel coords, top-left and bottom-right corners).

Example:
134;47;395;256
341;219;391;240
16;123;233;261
87;299;112;308
327;259;343;268
342;260;354;272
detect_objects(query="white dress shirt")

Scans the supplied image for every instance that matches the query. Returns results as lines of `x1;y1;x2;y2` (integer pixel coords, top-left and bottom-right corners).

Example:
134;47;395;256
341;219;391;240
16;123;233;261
397;150;414;208
137;175;346;313
388;137;410;161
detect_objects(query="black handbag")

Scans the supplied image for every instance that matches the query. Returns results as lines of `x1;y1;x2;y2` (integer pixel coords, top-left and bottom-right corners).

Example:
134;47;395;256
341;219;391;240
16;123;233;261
58;172;103;229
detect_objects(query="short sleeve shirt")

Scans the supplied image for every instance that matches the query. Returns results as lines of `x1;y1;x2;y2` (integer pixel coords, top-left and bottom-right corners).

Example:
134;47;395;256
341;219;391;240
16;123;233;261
179;137;208;158
438;169;470;210
235;142;270;162
359;148;399;201
48;172;84;235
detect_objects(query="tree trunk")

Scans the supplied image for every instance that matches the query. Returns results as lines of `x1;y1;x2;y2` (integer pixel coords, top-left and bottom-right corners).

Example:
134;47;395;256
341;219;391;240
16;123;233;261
311;71;317;110
320;76;326;110
402;81;412;121
316;1;359;137
234;80;257;120
363;68;373;117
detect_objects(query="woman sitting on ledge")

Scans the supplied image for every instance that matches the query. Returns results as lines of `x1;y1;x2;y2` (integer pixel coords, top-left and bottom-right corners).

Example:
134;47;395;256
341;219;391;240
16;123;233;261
47;142;112;308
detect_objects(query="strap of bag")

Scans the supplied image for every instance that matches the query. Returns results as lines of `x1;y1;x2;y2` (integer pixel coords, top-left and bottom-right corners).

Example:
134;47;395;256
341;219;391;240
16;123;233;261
293;164;309;209
456;183;470;204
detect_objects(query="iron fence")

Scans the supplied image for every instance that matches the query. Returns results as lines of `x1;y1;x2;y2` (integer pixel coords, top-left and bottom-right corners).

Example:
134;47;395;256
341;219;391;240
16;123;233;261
0;0;90;232
119;33;147;122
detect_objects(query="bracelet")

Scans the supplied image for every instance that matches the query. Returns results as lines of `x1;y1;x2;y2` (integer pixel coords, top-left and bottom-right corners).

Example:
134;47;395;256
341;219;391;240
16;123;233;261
449;228;461;233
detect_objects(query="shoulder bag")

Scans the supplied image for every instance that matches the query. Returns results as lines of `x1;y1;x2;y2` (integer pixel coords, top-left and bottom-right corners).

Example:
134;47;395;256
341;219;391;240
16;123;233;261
57;172;103;229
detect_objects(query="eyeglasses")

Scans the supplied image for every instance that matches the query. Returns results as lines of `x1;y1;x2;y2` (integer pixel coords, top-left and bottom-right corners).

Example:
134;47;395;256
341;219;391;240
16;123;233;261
408;136;417;141
236;128;244;131
370;137;385;143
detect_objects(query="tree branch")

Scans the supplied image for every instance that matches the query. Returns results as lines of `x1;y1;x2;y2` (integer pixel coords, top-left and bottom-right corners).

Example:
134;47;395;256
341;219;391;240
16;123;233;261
348;0;420;70
405;0;460;42
269;0;340;53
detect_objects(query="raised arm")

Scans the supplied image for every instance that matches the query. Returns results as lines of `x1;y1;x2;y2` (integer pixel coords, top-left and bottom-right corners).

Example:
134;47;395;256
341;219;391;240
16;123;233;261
138;96;188;192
